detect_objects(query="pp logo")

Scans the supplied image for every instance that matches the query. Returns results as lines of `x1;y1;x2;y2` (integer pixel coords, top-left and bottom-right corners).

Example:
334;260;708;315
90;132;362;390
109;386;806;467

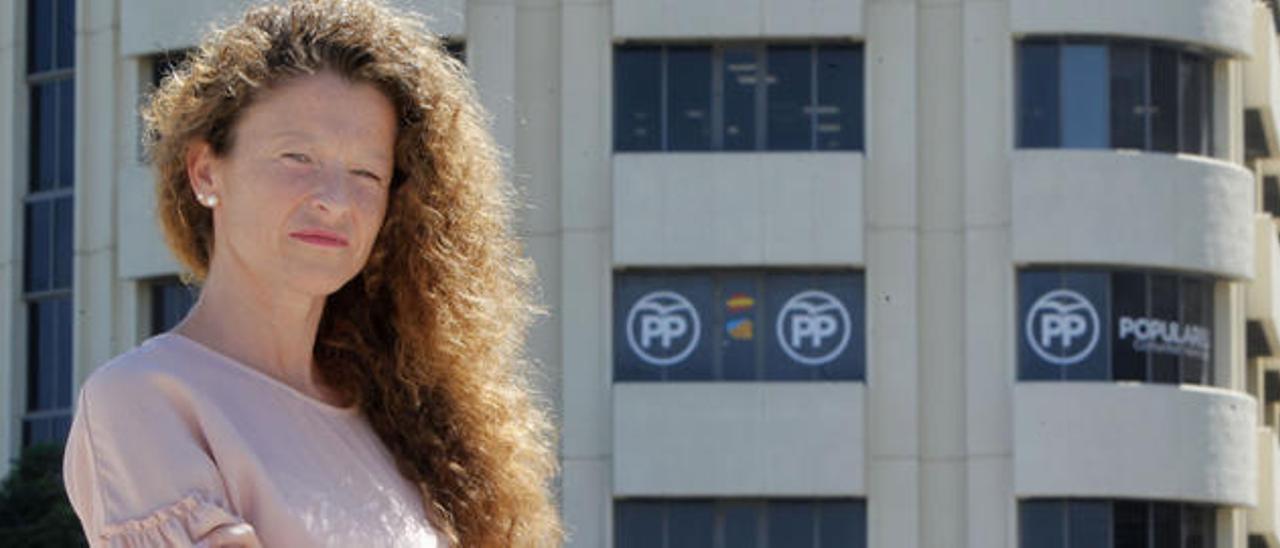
1024;289;1100;366
776;290;851;366
625;291;701;367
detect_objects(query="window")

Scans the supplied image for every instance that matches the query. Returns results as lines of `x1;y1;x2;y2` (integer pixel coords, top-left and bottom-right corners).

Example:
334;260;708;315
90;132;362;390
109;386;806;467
150;277;199;336
1020;499;1216;548
616;499;866;548
1017;38;1215;156
614;270;865;382
22;0;75;448
1018;268;1214;385
614;43;864;152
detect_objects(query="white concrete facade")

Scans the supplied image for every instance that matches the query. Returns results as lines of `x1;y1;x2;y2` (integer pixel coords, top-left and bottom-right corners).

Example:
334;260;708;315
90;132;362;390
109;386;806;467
4;0;1280;547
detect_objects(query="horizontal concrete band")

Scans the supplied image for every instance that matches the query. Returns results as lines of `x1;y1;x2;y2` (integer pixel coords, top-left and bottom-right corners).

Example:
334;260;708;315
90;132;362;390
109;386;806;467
613;0;863;40
1012;0;1253;57
613;382;865;496
613;153;864;267
1015;382;1258;506
1012;150;1255;280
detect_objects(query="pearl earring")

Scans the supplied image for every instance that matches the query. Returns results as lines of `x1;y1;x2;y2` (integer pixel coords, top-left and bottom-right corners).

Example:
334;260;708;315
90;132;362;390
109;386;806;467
199;194;219;208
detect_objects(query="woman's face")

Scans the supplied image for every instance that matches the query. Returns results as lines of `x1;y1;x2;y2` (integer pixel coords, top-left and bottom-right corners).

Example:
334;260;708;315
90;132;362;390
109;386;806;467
187;70;397;296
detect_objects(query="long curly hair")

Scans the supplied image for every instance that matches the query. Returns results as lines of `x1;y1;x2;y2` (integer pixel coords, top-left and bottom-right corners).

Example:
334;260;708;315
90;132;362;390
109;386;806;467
140;1;562;545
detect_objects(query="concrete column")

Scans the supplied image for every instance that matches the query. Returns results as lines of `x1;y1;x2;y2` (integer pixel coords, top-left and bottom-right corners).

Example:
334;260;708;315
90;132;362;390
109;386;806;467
917;0;967;545
0;0;22;468
865;0;921;546
73;0;121;389
558;0;612;546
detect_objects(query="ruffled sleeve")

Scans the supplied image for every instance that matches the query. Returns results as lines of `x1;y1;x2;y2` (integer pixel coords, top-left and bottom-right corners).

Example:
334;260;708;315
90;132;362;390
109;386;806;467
63;361;262;547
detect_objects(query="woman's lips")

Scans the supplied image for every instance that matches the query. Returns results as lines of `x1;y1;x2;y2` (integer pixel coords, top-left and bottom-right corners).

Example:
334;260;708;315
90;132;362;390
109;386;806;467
289;231;349;247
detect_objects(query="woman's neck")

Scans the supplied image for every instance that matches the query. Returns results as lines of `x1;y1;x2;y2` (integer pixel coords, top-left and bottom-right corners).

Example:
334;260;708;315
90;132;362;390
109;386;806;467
170;255;346;406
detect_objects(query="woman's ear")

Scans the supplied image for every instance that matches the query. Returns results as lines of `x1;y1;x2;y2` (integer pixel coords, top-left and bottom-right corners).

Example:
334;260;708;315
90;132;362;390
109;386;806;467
185;140;219;202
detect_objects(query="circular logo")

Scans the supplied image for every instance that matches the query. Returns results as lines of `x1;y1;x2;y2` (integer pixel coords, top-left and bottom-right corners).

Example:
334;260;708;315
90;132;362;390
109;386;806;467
625;290;701;367
1024;289;1100;366
775;290;852;366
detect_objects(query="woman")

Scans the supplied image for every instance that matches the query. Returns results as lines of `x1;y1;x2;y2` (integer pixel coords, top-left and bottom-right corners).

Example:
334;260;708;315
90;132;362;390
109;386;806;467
62;1;562;546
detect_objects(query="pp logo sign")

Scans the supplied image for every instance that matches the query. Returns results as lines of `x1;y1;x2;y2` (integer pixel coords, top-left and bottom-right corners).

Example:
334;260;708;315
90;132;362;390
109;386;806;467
776;290;851;366
1024;289;1100;366
625;291;701;366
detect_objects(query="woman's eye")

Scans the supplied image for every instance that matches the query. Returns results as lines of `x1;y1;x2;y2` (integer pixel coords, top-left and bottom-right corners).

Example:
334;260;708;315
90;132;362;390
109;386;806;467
352;170;383;183
283;152;312;164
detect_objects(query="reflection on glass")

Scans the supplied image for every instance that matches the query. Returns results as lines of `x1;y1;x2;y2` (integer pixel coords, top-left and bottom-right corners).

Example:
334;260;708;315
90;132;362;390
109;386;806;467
1150;47;1180;153
1109;43;1147;150
817;45;862;150
1018;42;1059;148
613;47;661;151
1061;44;1108;148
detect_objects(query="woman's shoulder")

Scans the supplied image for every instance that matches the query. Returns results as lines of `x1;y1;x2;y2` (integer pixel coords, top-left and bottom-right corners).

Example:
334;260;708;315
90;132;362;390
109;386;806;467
79;333;225;409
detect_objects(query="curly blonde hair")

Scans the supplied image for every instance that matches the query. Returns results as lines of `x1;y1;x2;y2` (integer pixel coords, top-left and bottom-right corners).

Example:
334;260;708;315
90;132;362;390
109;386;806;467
141;1;562;545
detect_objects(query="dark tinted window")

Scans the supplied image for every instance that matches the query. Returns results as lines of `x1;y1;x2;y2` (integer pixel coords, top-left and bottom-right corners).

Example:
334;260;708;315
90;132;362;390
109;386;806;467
1021;501;1065;548
616;270;864;382
722;47;758;150
616;499;865;548
816;45;863;151
1068;501;1109;548
1110;43;1148;150
1021;268;1214;385
614;43;863;152
1180;53;1210;155
1018;42;1060;148
667;47;713;151
614;47;662;151
766;45;813;150
151;278;199;335
1150;47;1180;152
1111;271;1147;382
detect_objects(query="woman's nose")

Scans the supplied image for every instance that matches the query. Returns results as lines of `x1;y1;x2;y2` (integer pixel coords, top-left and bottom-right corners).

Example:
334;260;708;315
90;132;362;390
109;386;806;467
310;166;352;215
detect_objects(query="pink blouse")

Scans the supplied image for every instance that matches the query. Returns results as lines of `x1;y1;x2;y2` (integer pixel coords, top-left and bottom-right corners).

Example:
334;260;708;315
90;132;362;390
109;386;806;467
63;332;443;547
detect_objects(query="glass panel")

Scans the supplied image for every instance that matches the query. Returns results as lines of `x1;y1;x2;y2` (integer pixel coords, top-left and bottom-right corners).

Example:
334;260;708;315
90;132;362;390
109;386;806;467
24;201;53;292
1110;44;1148;150
1183;505;1214;548
1061;44;1109;148
1150;47;1179;153
819;501;865;548
1018;42;1060;148
766;45;813;150
816;45;862;151
1149;274;1180;383
27;299;65;411
765;272;864;381
667;46;712;151
722;47;758;151
152;280;199;336
767;501;814;548
1180;53;1208;155
723;503;759;548
58;78;75;189
614;47;662;151
1019;271;1064;380
1020;501;1065;548
1152;503;1179;548
667;501;713;548
1180;278;1209;385
55;0;75;70
1060;271;1110;381
720;274;761;381
615;501;664;548
53;195;73;290
27;0;53;74
56;297;72;408
1068;501;1110;548
1112;272;1147;381
1113;501;1149;548
614;272;714;381
31;83;57;192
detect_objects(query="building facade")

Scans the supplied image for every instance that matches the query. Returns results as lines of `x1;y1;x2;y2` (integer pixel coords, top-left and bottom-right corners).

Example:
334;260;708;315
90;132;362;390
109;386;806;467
3;0;1280;546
